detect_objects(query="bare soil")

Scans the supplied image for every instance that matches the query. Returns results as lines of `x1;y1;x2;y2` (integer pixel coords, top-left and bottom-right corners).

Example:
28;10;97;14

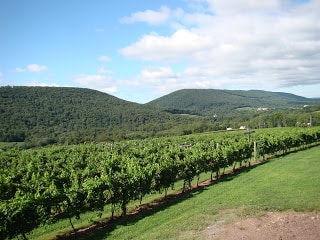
204;210;320;240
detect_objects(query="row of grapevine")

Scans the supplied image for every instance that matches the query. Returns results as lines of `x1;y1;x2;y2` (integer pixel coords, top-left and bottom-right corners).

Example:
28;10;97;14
0;127;319;239
255;128;320;159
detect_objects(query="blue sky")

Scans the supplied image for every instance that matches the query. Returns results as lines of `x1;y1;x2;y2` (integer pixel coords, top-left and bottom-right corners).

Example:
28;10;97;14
1;0;319;103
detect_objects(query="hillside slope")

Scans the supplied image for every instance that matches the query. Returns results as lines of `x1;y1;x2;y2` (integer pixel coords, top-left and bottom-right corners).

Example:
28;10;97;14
147;89;318;115
0;86;184;145
1;86;319;147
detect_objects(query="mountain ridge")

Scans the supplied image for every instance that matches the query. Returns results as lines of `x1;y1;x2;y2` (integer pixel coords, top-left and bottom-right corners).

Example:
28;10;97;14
146;89;318;115
0;86;185;144
1;86;319;147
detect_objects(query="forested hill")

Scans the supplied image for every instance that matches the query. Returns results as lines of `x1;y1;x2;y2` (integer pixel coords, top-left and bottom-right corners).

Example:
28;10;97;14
147;89;319;115
0;86;188;145
1;86;319;147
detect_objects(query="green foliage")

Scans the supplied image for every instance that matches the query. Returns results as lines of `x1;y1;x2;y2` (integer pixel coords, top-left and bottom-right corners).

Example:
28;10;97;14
97;146;320;240
0;86;196;146
0;127;319;239
2;86;320;148
147;89;320;116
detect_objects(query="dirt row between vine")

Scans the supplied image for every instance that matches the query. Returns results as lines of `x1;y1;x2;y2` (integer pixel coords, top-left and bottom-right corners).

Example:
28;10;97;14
204;210;320;240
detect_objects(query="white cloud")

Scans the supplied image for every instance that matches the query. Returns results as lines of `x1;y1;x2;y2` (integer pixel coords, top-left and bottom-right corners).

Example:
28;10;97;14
119;29;212;62
73;74;117;94
141;66;176;80
97;66;113;75
72;59;116;94
206;0;280;15
27;64;48;72
120;66;224;96
14;67;26;73
14;64;48;73
102;86;118;94
118;0;320;96
73;74;111;86
38;83;59;87
138;66;179;87
120;6;171;25
0;72;3;84
98;55;111;62
29;81;60;87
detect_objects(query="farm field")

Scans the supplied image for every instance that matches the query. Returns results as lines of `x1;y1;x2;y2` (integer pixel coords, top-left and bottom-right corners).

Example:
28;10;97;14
1;127;319;239
78;146;320;240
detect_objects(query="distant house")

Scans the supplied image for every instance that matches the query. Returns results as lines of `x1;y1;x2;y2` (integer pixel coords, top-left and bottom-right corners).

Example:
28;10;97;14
257;107;268;111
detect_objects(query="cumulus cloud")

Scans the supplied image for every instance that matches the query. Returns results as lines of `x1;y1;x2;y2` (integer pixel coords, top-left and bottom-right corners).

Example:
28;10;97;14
119;29;212;62
73;63;118;95
118;66;181;95
29;81;60;87
97;66;113;75
120;66;227;97
14;67;26;73
27;64;48;72
73;74;117;94
120;6;171;25
119;0;320;96
206;0;281;15
141;66;177;81
15;64;48;73
0;72;3;84
98;55;111;62
73;74;109;85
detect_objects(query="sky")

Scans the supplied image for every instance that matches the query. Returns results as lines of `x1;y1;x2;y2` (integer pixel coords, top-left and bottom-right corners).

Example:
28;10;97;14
1;0;320;103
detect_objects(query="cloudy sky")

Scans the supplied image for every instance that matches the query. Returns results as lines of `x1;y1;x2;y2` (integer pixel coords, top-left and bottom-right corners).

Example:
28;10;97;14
1;0;319;103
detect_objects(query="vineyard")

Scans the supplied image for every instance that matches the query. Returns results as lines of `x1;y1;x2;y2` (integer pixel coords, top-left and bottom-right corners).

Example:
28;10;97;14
1;127;320;239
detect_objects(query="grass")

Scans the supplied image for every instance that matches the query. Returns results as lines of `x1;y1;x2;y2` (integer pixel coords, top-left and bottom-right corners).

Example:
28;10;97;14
28;171;213;239
28;146;320;240
83;146;320;240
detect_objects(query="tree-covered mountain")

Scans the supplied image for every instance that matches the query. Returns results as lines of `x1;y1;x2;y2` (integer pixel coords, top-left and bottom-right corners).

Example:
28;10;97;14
1;86;319;148
0;86;193;146
146;89;319;116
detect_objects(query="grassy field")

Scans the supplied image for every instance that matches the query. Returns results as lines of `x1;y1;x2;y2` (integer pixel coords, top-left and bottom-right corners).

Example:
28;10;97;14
80;146;320;240
27;146;320;239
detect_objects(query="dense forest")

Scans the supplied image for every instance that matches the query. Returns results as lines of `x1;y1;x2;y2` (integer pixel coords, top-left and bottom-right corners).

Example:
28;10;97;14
1;86;319;148
0;86;193;145
147;89;320;115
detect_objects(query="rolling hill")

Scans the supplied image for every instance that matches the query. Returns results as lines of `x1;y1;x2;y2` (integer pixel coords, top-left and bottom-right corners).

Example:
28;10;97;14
1;86;319;147
146;89;318;115
0;86;189;145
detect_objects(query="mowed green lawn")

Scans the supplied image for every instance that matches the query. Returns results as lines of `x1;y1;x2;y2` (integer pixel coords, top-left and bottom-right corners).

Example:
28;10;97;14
83;146;320;240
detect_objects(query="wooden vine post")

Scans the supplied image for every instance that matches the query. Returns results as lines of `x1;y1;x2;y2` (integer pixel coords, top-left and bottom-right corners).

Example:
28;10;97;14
244;127;255;166
245;127;255;142
254;141;257;161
